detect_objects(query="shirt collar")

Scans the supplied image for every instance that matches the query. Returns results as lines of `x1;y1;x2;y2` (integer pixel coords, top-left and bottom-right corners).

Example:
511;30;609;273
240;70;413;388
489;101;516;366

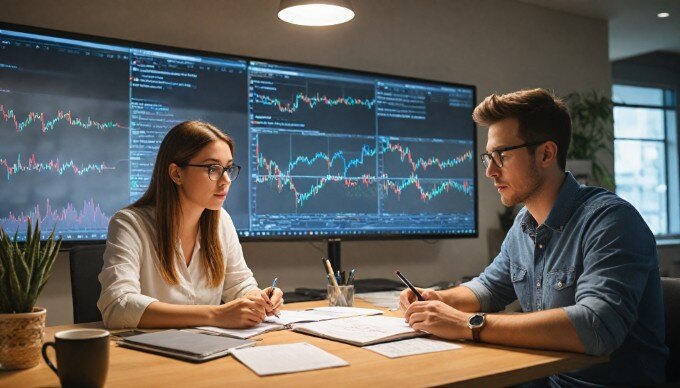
520;172;581;234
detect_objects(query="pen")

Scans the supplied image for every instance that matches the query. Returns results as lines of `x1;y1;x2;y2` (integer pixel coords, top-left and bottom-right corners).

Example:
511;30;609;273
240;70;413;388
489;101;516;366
395;270;424;301
347;268;356;285
267;277;280;318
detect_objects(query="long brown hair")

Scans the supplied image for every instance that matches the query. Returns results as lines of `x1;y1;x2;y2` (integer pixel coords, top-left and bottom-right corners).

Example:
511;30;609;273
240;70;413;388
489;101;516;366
130;120;234;287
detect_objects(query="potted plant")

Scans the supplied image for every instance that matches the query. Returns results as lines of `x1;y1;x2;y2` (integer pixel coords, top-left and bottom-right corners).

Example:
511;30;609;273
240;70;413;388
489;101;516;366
0;219;61;370
565;91;615;189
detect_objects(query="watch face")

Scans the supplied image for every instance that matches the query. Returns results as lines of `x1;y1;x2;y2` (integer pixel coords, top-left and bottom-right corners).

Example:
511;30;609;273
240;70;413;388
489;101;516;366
469;314;485;327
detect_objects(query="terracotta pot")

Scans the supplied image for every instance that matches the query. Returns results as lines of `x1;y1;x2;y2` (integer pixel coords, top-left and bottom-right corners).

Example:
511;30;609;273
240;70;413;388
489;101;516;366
0;307;46;370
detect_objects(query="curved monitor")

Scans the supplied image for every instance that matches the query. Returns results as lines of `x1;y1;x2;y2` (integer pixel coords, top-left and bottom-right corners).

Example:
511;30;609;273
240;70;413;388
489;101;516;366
0;23;477;242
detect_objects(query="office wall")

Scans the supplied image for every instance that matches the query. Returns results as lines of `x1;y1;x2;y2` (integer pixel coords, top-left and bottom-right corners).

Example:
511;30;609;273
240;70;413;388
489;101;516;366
1;0;611;326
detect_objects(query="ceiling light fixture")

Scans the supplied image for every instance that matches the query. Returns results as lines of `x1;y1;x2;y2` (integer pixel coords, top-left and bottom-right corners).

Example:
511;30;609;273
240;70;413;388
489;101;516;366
657;12;670;18
278;0;355;26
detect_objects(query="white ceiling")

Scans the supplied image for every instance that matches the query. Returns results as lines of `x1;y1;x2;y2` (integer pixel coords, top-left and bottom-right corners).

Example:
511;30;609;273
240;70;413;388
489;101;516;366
518;0;680;60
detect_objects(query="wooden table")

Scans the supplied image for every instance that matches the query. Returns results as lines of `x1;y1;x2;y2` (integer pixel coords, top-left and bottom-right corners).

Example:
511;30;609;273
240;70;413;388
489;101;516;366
0;300;607;387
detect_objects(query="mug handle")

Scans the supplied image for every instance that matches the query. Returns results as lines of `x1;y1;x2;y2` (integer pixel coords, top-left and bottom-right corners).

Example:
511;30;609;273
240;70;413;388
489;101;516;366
41;341;58;375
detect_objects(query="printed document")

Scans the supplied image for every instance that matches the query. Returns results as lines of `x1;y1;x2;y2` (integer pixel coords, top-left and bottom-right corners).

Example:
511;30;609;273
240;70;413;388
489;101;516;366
365;338;462;358
230;342;349;376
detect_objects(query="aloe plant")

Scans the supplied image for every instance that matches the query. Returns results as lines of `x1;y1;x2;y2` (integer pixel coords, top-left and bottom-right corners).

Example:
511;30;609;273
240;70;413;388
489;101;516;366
0;219;62;314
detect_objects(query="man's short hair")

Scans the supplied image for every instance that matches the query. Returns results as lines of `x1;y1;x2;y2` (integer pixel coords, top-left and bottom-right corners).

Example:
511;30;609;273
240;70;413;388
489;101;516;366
473;88;571;171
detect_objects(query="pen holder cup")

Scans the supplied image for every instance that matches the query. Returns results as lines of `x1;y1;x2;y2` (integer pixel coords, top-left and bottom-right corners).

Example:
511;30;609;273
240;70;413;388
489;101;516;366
327;285;354;307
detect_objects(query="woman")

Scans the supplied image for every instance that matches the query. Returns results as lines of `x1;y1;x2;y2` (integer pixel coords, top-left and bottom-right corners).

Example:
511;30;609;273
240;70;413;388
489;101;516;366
98;120;283;329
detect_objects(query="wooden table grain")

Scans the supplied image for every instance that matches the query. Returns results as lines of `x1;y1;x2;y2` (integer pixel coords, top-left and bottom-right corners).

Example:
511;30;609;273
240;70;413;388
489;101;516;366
0;300;607;387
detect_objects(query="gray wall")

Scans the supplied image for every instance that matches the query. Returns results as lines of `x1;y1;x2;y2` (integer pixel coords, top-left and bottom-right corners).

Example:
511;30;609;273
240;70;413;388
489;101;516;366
1;0;612;326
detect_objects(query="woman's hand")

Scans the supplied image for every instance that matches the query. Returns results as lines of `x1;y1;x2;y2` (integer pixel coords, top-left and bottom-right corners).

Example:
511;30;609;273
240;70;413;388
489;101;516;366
246;288;284;317
213;295;268;328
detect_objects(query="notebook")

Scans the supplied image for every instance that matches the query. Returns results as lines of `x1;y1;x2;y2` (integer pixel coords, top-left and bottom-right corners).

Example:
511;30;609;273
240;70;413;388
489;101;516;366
194;306;384;338
292;315;425;346
264;306;383;325
118;329;255;362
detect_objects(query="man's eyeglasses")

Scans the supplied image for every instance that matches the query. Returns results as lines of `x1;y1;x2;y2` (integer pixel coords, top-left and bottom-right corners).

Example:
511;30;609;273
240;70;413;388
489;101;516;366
179;164;241;181
480;141;546;169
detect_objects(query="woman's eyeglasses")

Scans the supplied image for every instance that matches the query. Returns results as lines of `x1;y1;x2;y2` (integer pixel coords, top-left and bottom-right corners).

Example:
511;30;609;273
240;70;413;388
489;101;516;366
179;164;241;181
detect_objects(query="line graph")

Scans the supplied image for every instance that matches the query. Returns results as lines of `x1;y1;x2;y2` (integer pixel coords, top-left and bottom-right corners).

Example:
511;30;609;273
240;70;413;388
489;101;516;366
1;104;127;134
1;153;116;180
252;132;378;213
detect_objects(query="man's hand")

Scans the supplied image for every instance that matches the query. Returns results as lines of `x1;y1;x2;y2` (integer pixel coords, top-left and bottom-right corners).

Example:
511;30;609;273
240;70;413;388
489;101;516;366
404;300;472;340
398;287;443;310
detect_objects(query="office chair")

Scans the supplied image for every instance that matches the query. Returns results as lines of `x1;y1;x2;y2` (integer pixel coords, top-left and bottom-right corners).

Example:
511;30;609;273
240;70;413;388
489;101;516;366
69;244;106;324
661;277;680;384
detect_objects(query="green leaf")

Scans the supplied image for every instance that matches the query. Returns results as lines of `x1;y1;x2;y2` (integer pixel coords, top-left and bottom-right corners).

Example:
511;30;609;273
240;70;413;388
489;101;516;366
0;219;62;313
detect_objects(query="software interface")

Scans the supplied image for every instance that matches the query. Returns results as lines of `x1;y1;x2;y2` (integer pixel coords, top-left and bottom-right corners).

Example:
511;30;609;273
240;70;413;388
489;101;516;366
0;27;476;240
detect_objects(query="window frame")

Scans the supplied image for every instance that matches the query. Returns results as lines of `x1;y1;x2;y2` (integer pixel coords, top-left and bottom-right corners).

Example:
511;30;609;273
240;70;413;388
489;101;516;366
613;83;678;237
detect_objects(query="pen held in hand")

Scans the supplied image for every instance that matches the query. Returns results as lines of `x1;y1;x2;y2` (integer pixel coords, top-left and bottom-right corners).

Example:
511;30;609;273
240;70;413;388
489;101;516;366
395;270;424;301
267;277;279;318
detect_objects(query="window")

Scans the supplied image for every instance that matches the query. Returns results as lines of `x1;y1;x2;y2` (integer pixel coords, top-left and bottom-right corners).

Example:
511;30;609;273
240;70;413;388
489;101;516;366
613;84;678;235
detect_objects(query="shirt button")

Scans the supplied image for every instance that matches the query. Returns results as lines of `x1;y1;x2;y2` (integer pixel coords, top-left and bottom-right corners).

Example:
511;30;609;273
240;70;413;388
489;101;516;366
536;281;541;288
538;244;544;249
557;281;563;289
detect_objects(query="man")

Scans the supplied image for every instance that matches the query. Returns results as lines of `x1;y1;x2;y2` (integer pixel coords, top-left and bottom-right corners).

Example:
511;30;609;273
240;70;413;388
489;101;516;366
400;88;668;386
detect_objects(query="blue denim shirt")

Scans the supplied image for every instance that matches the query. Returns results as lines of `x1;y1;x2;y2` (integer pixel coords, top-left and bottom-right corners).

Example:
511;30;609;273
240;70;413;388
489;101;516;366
464;173;668;386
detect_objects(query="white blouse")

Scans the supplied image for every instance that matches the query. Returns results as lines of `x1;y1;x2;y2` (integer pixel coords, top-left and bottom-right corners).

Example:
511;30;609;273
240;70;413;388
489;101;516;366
97;206;258;329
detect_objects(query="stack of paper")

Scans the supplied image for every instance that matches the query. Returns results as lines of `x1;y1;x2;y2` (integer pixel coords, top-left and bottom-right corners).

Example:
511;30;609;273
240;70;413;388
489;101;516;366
193;322;285;339
292;315;425;346
355;291;402;310
231;342;348;376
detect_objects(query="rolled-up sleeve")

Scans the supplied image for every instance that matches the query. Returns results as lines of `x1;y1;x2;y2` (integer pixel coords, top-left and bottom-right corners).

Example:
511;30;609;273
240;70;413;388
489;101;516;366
563;203;657;356
462;236;516;312
220;210;258;302
97;212;158;329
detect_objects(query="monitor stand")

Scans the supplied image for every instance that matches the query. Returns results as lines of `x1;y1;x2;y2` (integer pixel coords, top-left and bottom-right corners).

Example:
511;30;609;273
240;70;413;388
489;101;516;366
327;237;342;272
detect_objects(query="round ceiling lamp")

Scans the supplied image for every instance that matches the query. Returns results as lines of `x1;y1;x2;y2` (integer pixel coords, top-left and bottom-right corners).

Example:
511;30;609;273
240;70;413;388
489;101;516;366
278;0;355;26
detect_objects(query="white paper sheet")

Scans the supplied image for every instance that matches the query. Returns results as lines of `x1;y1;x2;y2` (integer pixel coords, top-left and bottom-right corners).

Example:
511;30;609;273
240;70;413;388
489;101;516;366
355;291;402;310
231;342;349;376
194;322;285;339
364;338;462;358
264;306;382;325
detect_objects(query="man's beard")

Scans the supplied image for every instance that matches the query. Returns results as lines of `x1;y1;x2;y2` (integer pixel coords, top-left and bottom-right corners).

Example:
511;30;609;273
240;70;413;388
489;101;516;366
501;160;542;207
